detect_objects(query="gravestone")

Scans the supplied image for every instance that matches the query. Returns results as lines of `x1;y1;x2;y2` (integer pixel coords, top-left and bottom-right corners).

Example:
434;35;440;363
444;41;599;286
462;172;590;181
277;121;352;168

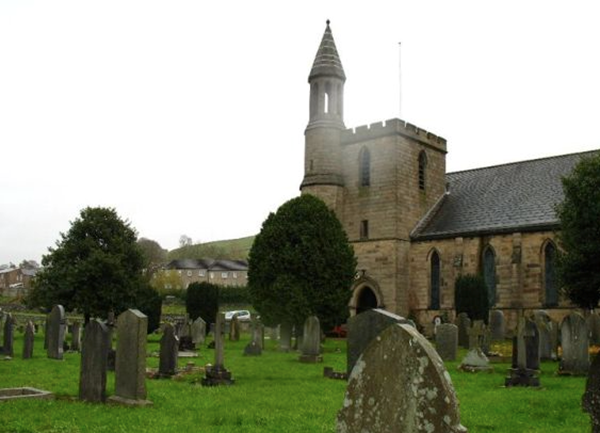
587;312;600;346
79;320;109;403
47;305;66;360
506;316;541;387
109;309;152;405
435;323;458;361
489;310;505;341
229;314;240;341
2;313;14;357
244;320;263;356
337;323;468;433
71;321;82;352
347;309;411;375
23;320;35;359
559;312;590;376
279;323;292;352
459;320;492;372
202;313;234;386
456;313;471;349
159;323;179;377
533;310;553;360
43;316;49;350
191;317;206;347
299;316;322;363
106;311;116;371
583;352;600;433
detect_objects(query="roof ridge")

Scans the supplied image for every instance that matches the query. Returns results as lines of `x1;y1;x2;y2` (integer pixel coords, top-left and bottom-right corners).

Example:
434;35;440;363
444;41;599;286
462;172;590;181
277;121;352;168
447;149;599;176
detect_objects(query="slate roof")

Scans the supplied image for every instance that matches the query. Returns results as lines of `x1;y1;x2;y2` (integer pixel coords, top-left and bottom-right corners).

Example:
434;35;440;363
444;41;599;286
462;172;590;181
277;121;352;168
166;259;248;271
309;20;345;81
413;150;599;240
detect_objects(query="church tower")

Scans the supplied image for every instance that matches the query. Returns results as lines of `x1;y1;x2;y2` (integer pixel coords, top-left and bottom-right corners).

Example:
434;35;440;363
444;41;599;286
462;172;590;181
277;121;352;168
300;21;346;214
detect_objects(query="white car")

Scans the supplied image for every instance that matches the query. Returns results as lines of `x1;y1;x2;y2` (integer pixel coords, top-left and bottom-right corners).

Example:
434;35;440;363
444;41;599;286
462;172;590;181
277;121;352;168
224;310;251;322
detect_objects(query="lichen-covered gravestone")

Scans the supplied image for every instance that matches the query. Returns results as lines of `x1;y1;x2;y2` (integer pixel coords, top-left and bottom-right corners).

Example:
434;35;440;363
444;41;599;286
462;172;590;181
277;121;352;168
79;319;109;403
534;310;553;360
70;321;82;352
299;316;322;363
456;312;471;349
435;323;458;362
159;323;179;378
459;320;492;372
583;352;600;433
2;313;14;357
244;319;263;356
489;310;505;341
337;323;468;433
559;312;590;376
347;309;411;375
279;323;292;352
23;320;35;359
47;305;66;360
109;309;152;405
191;316;206;347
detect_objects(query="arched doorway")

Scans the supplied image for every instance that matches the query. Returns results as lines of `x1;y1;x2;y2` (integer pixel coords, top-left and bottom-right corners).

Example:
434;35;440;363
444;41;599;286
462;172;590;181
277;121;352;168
356;286;378;315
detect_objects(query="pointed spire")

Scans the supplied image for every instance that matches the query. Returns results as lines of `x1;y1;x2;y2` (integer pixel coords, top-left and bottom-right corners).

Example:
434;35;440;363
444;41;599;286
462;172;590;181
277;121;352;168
309;20;346;82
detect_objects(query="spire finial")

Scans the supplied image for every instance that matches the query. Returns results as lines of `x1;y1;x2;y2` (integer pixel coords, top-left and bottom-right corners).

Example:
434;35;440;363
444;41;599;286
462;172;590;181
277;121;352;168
326;19;330;26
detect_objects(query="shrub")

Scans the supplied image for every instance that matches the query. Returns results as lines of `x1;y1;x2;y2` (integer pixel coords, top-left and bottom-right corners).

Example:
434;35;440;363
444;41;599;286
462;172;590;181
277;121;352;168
186;282;219;324
136;284;162;334
454;274;489;323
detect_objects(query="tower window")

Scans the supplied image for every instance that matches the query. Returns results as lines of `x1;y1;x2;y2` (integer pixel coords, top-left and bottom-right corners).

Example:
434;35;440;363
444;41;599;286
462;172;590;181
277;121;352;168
430;251;441;310
324;81;332;114
360;220;369;240
360;148;371;187
483;246;496;306
544;242;558;307
418;151;427;190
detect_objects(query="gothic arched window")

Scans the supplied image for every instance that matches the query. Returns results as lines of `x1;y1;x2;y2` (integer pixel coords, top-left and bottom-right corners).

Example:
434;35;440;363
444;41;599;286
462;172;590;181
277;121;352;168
544;242;558;307
418;151;427;190
483;246;497;306
360;148;371;187
430;251;441;310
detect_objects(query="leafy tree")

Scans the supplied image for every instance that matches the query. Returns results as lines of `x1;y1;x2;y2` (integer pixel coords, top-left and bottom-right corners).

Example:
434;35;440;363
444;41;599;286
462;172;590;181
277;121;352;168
150;269;184;295
136;283;163;334
137;237;167;277
454;274;489;323
556;153;600;309
28;207;148;322
186;282;219;325
248;194;356;331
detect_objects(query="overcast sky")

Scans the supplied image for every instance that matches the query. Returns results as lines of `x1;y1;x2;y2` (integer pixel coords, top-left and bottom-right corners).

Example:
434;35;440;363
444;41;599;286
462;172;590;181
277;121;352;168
1;1;599;265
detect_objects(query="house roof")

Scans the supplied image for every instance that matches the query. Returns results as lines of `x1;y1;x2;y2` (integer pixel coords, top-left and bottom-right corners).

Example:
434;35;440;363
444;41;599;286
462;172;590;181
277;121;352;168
166;259;248;271
412;150;599;240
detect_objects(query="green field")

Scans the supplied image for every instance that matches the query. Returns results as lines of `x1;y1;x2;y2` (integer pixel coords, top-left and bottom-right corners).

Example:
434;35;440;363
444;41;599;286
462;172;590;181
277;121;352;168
0;329;591;433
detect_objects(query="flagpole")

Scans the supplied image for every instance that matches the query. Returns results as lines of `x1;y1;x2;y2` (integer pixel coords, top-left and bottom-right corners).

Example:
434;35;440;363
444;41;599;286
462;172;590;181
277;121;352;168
398;42;402;120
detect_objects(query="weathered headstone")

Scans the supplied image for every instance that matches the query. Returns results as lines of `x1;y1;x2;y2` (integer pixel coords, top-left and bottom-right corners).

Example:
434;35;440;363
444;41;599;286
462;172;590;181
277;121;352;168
436;323;458;361
47;305;66;360
191;316;206;347
202;313;234;386
229;314;240;342
2;313;14;357
533;310;553;361
489;310;505;341
456;312;471;349
158;323;179;378
23;320;35;359
279;323;292;352
43;315;49;350
583;352;600;433
106;311;116;371
505;315;540;387
79;320;110;403
559;312;590;376
109;309;152;405
337;323;468;433
299;316;322;363
244;320;263;356
587;312;600;346
459;320;492;372
70;321;82;352
347;309;411;375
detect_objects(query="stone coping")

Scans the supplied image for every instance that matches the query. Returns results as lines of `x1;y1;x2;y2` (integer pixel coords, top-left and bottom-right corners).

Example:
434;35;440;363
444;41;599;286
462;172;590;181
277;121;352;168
0;387;54;402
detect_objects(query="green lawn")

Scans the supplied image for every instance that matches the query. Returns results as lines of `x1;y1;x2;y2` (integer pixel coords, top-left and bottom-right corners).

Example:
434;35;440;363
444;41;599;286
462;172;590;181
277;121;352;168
0;330;591;433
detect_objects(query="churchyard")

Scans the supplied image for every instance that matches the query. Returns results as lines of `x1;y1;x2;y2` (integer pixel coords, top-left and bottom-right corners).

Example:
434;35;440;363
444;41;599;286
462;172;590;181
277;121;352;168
0;308;594;433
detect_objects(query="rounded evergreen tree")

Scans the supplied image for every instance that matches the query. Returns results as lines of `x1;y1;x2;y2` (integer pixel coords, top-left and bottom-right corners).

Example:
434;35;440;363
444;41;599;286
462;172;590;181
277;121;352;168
28;207;149;322
248;194;356;331
186;281;219;325
556;153;600;309
454;274;490;323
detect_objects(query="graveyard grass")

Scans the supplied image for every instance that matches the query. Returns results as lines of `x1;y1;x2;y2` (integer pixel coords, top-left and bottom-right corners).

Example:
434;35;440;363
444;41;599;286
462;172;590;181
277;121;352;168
0;330;591;433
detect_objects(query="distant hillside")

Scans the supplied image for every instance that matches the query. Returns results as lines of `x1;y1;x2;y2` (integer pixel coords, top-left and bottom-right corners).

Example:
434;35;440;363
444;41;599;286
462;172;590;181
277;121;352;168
167;235;255;261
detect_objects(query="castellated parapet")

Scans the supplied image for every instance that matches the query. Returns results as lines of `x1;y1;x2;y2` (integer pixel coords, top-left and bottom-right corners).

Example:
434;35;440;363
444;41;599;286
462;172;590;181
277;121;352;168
341;118;447;153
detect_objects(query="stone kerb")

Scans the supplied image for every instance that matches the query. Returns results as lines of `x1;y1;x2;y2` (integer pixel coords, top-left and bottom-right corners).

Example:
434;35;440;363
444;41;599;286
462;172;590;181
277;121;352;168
79;320;109;403
346;309;411;375
337;323;468;433
47;305;66;360
109;309;152;406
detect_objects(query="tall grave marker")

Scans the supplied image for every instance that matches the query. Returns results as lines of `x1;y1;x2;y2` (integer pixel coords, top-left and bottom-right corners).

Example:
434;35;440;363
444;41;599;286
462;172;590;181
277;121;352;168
202;313;234;386
47;305;66;360
79;319;110;403
23;320;35;359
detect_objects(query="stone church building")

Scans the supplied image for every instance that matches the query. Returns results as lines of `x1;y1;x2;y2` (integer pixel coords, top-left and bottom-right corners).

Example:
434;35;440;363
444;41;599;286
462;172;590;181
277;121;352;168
301;22;597;329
